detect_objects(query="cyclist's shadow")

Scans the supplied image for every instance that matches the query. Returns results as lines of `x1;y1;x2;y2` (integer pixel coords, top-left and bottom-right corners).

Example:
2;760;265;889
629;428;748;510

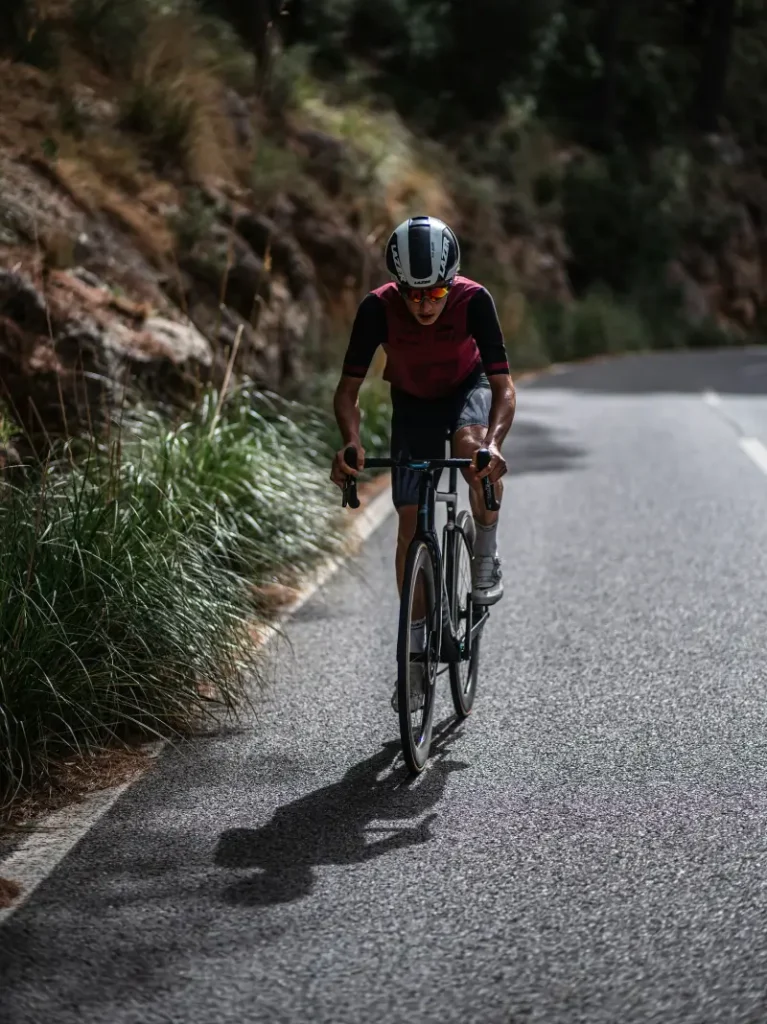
214;721;469;907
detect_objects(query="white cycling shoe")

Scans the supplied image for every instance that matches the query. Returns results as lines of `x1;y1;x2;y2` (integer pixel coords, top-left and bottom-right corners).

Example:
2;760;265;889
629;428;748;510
472;554;504;606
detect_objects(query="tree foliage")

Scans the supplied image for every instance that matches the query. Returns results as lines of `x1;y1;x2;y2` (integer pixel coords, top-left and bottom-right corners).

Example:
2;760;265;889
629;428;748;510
276;0;758;150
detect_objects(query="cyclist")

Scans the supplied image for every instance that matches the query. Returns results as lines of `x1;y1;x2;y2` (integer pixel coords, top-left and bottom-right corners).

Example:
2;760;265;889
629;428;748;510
330;215;516;709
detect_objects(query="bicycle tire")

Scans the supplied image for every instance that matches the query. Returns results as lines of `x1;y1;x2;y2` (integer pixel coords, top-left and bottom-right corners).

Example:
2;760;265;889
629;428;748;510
449;510;481;718
397;538;439;774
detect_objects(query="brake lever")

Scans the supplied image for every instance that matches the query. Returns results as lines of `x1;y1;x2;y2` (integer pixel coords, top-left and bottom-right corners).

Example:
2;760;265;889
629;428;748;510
475;448;500;512
342;445;361;509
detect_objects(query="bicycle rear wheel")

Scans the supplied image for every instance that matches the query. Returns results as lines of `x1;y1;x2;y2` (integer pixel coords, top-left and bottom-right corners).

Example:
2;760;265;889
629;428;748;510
449;510;481;718
397;539;439;774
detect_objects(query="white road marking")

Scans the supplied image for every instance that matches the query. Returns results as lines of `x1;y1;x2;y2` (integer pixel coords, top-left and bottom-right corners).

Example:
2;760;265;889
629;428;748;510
0;744;162;927
740;437;767;477
701;390;767;480
0;484;395;924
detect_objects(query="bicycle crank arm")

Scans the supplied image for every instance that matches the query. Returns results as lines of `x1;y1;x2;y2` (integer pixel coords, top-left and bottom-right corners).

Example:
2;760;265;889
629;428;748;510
468;607;490;645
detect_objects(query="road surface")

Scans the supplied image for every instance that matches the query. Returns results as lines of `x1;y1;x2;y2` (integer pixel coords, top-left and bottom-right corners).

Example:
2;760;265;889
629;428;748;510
2;349;767;1024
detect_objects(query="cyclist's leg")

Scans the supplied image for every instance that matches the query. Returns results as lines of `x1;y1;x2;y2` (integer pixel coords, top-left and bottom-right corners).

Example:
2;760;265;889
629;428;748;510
389;393;450;712
453;425;505;523
390;390;449;603
450;374;505;604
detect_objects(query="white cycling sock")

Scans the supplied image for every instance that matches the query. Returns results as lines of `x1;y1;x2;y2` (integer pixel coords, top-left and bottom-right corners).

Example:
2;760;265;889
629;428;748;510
473;519;498;558
410;617;427;653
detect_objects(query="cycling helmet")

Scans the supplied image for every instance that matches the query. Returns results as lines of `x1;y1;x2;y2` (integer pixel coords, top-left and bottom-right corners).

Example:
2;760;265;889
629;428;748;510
385;216;461;288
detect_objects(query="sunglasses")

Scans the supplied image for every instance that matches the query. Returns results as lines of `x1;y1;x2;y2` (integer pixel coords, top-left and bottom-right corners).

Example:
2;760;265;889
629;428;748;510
400;284;451;303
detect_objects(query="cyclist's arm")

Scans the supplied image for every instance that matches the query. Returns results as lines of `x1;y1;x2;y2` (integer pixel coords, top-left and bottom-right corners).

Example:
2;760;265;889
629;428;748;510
485;373;516;450
334;376;364;449
334;293;387;448
467;288;516;448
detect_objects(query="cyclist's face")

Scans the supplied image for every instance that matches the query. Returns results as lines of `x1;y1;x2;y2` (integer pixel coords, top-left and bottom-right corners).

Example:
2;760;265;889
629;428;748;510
402;288;449;326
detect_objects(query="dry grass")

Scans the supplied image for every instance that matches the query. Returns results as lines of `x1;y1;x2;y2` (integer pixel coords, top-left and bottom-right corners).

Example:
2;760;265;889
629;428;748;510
1;746;154;835
0;6;250;272
0;877;22;909
0;59;57;154
51;154;176;263
124;13;245;185
297;91;457;230
384;162;458;228
81;135;145;194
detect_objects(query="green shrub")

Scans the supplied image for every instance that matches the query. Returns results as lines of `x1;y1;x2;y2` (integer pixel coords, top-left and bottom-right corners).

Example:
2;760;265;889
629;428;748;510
295;371;393;463
0;381;347;807
120;382;344;579
561;152;680;297
251;136;307;200
684;317;739;350
72;0;150;74
0;455;256;806
0;402;17;448
533;291;655;364
169;187;220;252
506;300;552;370
567;289;651;359
265;43;317;116
120;80;197;168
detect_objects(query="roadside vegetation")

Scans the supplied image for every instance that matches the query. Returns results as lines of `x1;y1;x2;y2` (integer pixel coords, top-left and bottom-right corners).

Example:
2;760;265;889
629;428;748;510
0;378;387;811
1;0;764;816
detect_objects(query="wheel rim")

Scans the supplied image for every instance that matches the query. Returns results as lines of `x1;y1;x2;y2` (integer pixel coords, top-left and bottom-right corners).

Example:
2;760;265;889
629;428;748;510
450;515;479;714
399;544;437;770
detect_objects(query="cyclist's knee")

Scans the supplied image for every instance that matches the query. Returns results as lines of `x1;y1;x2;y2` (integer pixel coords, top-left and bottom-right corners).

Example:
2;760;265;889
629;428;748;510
453;424;485;458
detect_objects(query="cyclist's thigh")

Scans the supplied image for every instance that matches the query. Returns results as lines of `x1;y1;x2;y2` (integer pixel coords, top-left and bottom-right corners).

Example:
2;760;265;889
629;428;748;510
452;371;491;437
391;394;450;509
451;373;492;474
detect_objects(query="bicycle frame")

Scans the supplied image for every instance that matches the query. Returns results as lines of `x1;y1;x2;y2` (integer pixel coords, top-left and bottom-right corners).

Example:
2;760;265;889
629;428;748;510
343;450;492;661
421;462;490;660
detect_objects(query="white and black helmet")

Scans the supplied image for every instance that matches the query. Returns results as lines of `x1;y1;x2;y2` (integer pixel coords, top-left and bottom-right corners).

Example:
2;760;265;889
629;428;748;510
385;216;461;288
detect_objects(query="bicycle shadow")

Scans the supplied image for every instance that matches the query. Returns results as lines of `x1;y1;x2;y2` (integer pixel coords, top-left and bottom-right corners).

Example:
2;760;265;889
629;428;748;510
214;719;469;907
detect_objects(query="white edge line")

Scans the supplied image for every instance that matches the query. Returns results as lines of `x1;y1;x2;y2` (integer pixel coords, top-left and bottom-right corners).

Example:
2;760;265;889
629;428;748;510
0;482;394;924
276;484;394;622
702;390;767;479
739;437;767;477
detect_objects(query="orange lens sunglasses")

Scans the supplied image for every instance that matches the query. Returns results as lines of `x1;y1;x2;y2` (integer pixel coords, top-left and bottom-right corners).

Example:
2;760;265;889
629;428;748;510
400;284;450;303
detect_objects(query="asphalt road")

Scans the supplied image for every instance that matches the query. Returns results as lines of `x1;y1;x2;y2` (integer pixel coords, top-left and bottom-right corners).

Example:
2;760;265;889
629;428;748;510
2;348;767;1024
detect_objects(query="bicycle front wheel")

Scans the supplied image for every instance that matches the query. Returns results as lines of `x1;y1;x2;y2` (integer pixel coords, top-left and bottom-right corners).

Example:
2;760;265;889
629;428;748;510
449;510;481;718
397;539;439;774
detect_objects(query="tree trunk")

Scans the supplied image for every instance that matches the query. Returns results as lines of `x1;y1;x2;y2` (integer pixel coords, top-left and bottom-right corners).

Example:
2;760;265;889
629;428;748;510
597;0;624;150
694;0;736;132
253;0;287;97
685;0;714;43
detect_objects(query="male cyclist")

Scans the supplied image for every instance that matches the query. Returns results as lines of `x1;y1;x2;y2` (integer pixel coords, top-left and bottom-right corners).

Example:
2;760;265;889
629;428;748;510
330;216;516;709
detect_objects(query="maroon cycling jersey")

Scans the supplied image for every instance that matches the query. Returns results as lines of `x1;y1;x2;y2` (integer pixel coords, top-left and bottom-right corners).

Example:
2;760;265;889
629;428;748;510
342;275;510;399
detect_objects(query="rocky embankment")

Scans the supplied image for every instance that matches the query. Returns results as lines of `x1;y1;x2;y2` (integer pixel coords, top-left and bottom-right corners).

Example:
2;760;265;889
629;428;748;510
1;57;764;446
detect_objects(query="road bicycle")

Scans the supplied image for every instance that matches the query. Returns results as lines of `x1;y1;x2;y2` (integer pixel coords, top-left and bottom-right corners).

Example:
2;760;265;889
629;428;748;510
342;438;499;773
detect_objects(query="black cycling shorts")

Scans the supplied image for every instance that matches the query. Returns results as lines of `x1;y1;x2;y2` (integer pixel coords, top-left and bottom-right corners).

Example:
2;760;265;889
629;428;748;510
389;365;492;509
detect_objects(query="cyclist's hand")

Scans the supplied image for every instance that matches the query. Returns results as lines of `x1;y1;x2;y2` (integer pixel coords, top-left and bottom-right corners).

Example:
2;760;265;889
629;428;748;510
330;443;366;489
475;442;506;484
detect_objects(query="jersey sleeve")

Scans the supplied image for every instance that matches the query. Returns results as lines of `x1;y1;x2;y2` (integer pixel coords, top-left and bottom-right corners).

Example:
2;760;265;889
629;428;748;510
341;293;387;379
467;288;510;376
